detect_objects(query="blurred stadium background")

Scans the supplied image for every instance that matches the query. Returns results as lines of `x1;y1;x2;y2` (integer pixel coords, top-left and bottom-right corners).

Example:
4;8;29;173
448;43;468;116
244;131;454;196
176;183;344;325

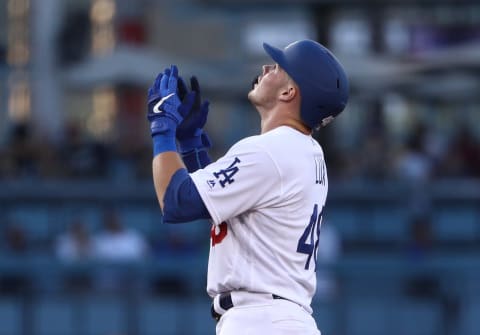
1;0;480;334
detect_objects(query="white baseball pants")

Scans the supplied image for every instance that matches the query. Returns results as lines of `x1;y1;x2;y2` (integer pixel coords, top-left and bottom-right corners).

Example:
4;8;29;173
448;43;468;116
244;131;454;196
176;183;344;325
213;292;321;335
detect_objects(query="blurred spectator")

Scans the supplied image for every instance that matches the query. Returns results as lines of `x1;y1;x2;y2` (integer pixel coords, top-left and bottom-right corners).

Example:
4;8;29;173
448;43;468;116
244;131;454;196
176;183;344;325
93;210;148;261
0;141;11;179
2;123;39;178
109;133;149;181
92;210;148;292
37;136;63;179
59;122;110;178
0;116;478;182
359;131;391;179
56;219;93;262
394;124;436;218
406;215;433;262
404;215;440;315
438;125;480;178
0;223;32;295
55;219;94;291
394;124;433;182
2;223;29;256
404;215;460;335
150;224;207;296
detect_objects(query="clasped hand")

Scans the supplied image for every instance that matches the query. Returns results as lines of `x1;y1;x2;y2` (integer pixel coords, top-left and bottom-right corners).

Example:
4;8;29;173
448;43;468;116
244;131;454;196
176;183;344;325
147;65;211;153
147;65;195;136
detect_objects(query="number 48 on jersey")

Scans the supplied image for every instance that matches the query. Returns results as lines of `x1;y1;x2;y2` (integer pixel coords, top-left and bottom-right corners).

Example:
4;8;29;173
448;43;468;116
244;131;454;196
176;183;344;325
297;204;322;271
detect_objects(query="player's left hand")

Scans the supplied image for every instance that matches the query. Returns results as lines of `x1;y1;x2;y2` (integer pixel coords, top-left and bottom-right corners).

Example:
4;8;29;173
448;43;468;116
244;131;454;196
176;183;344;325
147;65;196;137
176;76;212;153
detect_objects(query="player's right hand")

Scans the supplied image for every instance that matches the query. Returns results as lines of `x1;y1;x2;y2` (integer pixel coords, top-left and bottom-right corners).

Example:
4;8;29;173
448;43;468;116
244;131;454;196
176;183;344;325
147;65;196;137
176;76;212;153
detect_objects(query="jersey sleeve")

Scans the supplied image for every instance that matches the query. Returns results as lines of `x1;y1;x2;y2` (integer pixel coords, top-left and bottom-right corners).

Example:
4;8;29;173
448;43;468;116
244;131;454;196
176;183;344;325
163;168;211;223
190;140;282;225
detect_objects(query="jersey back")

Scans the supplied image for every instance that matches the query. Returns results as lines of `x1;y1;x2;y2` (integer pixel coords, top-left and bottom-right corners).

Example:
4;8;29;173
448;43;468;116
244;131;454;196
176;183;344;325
190;126;328;313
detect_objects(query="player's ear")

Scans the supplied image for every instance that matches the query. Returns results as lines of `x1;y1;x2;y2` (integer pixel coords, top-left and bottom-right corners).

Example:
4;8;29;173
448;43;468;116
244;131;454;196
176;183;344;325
278;82;297;102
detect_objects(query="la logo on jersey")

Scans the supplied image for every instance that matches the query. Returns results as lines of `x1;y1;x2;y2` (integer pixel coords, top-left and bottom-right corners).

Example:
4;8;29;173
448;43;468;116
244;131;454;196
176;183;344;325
212;157;241;188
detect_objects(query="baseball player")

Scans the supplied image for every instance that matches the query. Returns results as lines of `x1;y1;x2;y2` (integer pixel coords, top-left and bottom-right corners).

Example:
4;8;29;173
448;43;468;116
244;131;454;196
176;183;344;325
146;40;349;334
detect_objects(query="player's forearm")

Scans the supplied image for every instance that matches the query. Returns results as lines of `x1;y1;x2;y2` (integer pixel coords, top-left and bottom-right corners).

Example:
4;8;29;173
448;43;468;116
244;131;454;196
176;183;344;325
146;66;209;210
152;152;186;210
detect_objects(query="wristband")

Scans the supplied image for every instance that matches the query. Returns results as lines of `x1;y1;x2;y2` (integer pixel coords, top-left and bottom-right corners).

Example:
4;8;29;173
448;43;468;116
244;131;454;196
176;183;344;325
178;131;212;154
177;136;203;154
181;149;211;172
152;134;177;157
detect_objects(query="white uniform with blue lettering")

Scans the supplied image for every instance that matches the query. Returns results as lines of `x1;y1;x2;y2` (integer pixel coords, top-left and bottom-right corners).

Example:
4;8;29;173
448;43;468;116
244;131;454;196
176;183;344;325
190;125;327;335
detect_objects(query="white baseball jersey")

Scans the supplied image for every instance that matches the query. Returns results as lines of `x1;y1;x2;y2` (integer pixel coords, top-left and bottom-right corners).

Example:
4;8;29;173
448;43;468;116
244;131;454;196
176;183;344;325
190;126;328;313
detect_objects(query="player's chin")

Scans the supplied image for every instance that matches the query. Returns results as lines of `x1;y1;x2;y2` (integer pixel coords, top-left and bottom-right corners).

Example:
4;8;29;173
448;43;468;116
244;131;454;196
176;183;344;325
248;82;260;99
247;89;257;103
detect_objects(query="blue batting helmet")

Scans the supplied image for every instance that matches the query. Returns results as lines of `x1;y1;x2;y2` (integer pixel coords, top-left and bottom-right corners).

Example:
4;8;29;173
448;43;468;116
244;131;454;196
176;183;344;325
263;39;349;128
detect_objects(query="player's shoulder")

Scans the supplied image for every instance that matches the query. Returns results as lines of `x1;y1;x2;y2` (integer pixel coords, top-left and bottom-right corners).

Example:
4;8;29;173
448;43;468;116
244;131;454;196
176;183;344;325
227;134;261;154
227;129;281;155
229;126;322;157
260;126;322;154
234;126;300;145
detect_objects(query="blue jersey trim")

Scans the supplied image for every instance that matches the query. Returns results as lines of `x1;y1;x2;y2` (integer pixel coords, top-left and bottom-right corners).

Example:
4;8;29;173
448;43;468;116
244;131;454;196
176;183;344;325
163;168;211;223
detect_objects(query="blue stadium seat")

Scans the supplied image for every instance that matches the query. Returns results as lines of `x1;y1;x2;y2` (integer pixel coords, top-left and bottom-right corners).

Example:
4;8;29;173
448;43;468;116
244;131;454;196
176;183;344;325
120;207;156;235
433;207;479;242
138;298;186;335
460;300;480;335
325;209;361;241
83;296;128;335
34;298;76;335
8;206;51;241
312;302;338;335
160;218;210;240
370;208;409;241
344;297;394;335
396;300;442;335
0;299;22;335
52;206;102;234
189;299;215;335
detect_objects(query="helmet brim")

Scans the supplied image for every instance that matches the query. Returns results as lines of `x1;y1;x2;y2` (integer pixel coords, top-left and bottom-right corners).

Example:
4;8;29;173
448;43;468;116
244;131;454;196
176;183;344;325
263;43;288;71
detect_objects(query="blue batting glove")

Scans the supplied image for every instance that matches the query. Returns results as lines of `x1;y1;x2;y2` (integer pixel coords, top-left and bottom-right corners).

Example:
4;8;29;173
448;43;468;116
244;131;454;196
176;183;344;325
176;76;211;154
147;65;195;156
147;65;195;137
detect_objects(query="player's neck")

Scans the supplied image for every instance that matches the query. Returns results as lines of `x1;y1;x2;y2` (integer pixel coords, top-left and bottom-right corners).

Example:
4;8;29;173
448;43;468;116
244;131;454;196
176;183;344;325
261;115;311;135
